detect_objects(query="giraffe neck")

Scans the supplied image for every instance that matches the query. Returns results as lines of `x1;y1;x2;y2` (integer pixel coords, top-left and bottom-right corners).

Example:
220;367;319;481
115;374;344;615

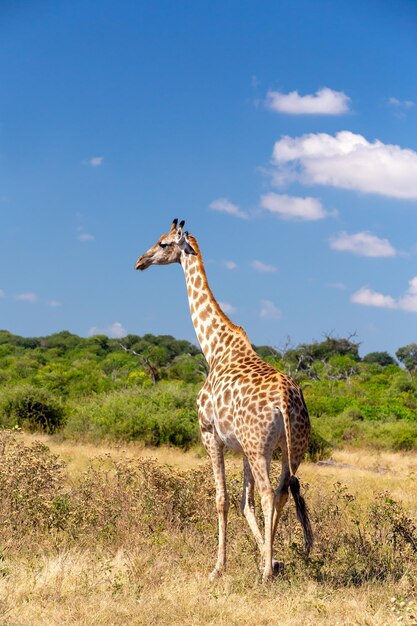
181;236;250;367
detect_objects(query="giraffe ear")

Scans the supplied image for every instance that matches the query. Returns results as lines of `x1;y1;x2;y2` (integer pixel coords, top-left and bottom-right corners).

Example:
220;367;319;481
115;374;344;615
177;231;197;256
182;241;197;256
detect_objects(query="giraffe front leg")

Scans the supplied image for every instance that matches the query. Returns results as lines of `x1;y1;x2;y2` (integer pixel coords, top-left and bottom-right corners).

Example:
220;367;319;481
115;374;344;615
201;429;229;581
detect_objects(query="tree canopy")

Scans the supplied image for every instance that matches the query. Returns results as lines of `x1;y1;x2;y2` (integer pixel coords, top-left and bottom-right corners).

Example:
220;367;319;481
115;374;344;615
0;330;415;450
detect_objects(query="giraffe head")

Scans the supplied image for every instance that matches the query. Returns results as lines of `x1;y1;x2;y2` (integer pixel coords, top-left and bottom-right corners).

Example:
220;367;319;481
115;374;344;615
135;218;197;270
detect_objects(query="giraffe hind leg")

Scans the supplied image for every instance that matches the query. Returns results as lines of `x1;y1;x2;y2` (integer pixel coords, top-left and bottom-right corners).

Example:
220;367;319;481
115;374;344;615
269;451;291;576
246;453;276;582
272;450;291;540
241;456;285;576
240;456;264;551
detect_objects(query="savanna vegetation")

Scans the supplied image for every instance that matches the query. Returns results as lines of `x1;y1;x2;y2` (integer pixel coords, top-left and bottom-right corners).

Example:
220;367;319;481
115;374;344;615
0;329;416;452
0;432;415;625
0;330;416;624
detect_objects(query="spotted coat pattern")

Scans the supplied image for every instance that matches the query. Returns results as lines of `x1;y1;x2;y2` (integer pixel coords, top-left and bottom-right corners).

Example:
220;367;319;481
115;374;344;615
135;222;311;582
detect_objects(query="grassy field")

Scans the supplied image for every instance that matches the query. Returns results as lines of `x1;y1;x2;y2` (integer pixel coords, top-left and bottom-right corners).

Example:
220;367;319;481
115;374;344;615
0;432;416;626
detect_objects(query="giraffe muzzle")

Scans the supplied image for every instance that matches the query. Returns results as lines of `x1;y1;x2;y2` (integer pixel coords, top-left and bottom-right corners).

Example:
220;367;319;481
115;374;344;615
135;255;150;270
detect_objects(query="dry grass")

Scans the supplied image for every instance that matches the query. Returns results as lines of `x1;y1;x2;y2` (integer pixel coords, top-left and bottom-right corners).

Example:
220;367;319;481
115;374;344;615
1;544;416;626
302;448;417;511
0;432;416;626
18;431;207;476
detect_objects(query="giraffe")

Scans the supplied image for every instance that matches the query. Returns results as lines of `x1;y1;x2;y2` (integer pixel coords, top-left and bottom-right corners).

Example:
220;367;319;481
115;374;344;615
135;218;313;582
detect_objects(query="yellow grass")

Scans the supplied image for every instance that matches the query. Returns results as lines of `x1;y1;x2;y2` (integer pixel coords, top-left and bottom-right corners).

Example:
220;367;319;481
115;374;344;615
18;431;207;476
302;448;417;512
1;545;415;626
1;433;416;626
18;431;417;511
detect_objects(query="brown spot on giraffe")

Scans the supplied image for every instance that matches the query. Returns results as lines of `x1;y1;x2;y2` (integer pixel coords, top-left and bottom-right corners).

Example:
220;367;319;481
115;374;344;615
135;218;312;583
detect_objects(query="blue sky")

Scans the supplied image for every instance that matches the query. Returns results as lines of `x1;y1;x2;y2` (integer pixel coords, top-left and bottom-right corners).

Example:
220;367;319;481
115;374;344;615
1;0;417;357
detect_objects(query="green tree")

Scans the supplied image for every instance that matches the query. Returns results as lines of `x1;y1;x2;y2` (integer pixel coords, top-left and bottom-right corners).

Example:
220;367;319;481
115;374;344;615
363;351;396;367
283;335;360;379
40;330;84;353
396;344;417;374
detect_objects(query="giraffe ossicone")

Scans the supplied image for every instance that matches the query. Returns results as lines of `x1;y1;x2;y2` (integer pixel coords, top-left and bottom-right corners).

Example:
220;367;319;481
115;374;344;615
135;218;313;582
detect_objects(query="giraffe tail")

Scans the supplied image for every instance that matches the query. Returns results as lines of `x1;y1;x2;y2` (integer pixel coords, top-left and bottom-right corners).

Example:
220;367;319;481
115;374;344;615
278;400;313;555
289;475;313;556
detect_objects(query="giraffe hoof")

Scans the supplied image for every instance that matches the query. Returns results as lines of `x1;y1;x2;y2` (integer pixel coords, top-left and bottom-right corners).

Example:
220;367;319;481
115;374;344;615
261;570;274;583
208;567;224;582
272;560;284;576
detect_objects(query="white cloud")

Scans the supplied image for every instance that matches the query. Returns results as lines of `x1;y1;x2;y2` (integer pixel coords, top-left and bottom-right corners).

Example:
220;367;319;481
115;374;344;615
259;299;282;320
78;232;95;242
88;321;127;338
14;292;62;307
16;292;38;303
251;75;260;89
271;131;417;199
266;87;350;115
260;192;329;221
351;276;417;313
0;289;5;298
88;156;104;167
219;301;236;314
398;276;417;312
330;231;397;257
109;322;127;338
76;220;95;242
351;288;397;309
224;260;238;270
327;282;347;290
387;98;414;120
388;97;414;110
209;197;249;219
251;260;277;273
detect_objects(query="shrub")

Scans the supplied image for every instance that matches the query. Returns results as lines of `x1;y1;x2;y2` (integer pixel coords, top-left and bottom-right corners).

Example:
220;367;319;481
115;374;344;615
303;382;351;418
0;384;65;433
0;431;416;589
64;383;199;447
0;431;66;531
341;407;364;421
302;483;417;585
392;430;416;451
306;427;332;462
311;413;417;450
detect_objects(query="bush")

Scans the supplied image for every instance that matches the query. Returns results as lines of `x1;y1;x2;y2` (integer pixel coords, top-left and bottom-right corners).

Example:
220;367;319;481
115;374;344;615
311;412;417;450
303;390;351;418
0;384;65;433
0;431;66;531
1;431;415;588
392;430;417;451
64;383;199;447
302;483;417;585
306;427;332;462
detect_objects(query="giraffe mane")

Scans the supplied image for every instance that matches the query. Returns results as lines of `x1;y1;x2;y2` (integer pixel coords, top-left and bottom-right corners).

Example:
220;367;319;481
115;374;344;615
187;234;252;344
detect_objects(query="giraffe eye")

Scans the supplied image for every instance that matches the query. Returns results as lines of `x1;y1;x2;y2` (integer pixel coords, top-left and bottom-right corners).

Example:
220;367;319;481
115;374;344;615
159;242;168;249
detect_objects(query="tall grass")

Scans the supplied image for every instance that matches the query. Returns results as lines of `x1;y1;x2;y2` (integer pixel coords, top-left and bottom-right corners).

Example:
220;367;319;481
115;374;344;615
0;437;416;624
